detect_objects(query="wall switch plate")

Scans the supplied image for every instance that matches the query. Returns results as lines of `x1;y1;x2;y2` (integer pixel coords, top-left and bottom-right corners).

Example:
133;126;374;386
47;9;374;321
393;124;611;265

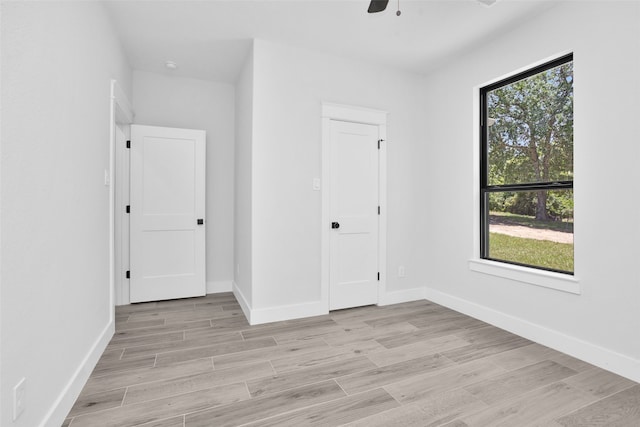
13;378;26;421
398;266;406;278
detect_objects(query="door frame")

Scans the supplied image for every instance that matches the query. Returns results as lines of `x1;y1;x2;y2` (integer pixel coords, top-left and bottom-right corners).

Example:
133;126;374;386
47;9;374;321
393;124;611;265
110;80;133;308
320;103;388;312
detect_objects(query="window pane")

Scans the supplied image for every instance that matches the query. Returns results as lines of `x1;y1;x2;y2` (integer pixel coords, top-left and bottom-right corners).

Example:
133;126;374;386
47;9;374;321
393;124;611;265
486;62;573;186
487;189;573;273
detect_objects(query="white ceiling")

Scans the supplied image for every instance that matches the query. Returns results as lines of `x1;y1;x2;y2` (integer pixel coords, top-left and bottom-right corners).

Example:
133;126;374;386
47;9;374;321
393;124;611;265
104;0;557;83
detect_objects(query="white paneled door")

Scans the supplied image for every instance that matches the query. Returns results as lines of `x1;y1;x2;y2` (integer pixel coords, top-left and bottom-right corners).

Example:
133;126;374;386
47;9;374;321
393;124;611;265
329;120;380;310
130;125;206;303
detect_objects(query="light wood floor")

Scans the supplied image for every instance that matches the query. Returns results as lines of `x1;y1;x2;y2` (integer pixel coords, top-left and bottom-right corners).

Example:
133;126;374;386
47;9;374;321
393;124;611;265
64;293;640;426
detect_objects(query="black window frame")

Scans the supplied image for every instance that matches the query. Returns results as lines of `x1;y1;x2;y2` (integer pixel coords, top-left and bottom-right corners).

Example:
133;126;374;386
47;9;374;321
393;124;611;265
480;53;574;275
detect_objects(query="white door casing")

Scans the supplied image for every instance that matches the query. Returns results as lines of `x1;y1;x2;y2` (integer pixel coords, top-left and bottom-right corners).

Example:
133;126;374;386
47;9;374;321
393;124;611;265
329;120;380;310
129;125;206;303
319;103;387;312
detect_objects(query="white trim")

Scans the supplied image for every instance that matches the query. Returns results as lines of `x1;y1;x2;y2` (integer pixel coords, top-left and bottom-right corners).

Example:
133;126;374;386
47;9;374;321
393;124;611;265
232;281;252;324
321;103;388;313
249;301;327;326
469;259;580;295
378;288;426;306
40;320;114;427
322;103;387;125
232;281;325;325
207;280;233;294
424;288;640;384
472;51;578;293
110;80;133;307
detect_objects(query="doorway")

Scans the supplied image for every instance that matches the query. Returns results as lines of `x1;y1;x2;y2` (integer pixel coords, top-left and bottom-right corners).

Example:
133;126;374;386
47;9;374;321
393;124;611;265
128;125;207;303
321;103;388;311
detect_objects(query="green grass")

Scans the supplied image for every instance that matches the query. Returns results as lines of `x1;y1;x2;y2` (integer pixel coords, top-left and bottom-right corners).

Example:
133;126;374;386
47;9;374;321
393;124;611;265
490;211;573;233
489;232;574;273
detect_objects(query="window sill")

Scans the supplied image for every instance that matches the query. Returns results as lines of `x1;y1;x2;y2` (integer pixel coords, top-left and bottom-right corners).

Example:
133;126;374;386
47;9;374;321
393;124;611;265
468;259;580;295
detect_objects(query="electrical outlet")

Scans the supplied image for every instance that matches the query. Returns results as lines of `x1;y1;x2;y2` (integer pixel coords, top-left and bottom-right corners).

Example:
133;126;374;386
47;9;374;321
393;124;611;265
13;378;26;421
398;266;406;278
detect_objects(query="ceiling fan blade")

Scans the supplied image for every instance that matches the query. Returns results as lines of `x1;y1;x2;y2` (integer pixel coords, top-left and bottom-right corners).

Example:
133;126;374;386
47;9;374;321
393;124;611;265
368;0;389;13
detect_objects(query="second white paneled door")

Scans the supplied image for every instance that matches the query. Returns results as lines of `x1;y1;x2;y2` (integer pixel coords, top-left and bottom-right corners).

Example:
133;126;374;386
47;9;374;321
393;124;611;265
329;120;380;310
129;125;206;303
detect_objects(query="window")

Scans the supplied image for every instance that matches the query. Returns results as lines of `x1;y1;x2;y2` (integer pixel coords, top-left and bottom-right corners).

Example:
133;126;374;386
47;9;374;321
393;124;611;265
480;54;574;274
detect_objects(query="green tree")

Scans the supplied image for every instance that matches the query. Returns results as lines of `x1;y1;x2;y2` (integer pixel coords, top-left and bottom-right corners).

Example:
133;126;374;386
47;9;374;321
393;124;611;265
488;62;573;220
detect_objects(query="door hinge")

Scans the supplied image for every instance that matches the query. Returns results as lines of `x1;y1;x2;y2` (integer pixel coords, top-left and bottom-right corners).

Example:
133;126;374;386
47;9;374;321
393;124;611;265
377;272;380;281
378;206;380;215
126;205;130;213
126;140;131;149
126;270;130;279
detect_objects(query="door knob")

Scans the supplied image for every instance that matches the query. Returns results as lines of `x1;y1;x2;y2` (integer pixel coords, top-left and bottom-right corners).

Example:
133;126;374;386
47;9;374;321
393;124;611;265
197;219;204;225
331;222;340;229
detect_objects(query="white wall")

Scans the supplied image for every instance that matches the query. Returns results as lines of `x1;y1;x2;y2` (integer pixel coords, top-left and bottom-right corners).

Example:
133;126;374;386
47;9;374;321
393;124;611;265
132;70;235;294
243;39;425;322
421;1;640;382
234;48;254;308
1;2;131;426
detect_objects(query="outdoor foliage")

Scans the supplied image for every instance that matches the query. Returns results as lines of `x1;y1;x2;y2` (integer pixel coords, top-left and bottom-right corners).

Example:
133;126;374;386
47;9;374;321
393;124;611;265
489;233;573;273
487;61;573;221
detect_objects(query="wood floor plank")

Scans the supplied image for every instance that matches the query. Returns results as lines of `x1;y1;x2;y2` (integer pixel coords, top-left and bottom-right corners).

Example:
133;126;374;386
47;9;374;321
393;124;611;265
129;308;242;324
270;339;383;374
211;338;330;371
116;318;165;332
322;321;419;347
67;388;126;417
241;317;337;340
549;353;596;373
83;358;213;395
375;318;482;349
121;331;243;359
415;388;489;427
185;380;346;427
463;360;578;405
155;336;277;367
564;366;637;399
483;342;561;371
243;388;399;426
106;331;185;351
385;358;507;405
363;308;441;328
247;356;376;397
124;360;274;405
343;403;431;427
111;320;212;341
459;381;596;427
337;353;454;395
91;354;157;377
555;384;640;427
440;334;531;364
439;421;470;427
70;382;249;427
137;416;185;427
367;334;469;367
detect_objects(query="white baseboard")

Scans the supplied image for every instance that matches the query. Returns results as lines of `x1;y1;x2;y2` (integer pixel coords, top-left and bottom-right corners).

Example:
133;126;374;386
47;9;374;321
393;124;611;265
249;300;327;325
232;281;327;325
207;280;233;294
41;319;114;427
379;287;425;306
424;287;640;384
232;280;252;323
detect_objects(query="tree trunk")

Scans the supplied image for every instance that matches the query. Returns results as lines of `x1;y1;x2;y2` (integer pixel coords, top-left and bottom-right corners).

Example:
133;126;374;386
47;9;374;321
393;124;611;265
535;190;548;220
